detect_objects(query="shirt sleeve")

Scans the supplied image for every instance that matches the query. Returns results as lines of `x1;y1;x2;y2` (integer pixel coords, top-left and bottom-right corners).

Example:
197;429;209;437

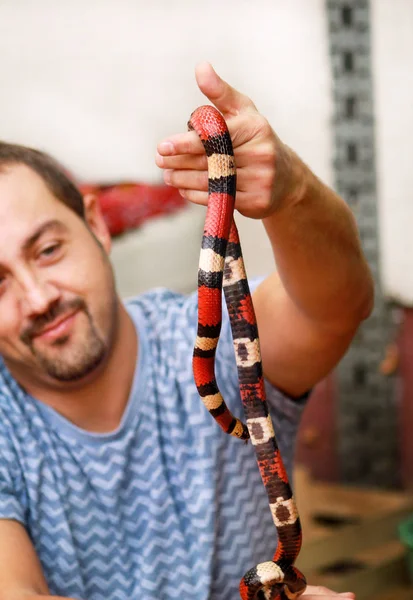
0;412;27;525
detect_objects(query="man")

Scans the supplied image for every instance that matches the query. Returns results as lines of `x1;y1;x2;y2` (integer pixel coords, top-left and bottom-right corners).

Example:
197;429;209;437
0;63;372;600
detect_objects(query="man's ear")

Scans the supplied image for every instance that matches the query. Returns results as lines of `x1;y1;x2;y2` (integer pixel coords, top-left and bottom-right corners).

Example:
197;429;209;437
82;193;111;254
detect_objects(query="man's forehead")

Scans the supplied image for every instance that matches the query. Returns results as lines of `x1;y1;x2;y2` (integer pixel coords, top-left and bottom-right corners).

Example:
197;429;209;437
0;163;64;216
0;164;73;247
0;162;51;193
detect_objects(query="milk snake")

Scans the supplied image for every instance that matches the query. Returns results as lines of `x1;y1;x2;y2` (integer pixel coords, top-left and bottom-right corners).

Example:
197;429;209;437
190;105;307;600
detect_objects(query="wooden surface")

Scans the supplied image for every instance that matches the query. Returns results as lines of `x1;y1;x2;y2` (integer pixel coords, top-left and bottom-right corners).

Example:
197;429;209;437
295;467;413;544
375;584;413;600
293;468;413;599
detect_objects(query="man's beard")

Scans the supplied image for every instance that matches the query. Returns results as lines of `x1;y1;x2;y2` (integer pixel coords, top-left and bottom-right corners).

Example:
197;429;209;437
20;296;114;382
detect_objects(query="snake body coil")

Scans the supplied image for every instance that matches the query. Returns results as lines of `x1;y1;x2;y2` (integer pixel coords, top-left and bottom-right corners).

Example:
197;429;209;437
190;105;307;600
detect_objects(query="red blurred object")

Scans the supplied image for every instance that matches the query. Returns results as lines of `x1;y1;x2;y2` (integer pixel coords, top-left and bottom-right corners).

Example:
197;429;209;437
79;182;187;237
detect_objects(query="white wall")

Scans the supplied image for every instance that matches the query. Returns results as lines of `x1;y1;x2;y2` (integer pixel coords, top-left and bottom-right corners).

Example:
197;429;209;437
371;0;413;306
0;0;333;289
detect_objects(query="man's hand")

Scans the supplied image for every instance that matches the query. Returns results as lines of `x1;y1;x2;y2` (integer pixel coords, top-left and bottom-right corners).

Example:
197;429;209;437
156;62;373;396
156;61;303;219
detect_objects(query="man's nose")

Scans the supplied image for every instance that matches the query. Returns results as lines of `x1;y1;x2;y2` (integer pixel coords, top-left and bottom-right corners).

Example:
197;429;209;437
18;272;60;317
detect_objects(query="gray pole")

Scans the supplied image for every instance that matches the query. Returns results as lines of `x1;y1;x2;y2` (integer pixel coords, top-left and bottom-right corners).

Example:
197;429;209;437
326;0;399;487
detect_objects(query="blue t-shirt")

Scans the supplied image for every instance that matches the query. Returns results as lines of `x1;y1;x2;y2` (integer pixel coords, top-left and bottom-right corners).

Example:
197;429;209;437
0;286;307;600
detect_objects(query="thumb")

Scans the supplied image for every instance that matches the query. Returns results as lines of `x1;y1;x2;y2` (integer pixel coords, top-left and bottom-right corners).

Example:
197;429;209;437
195;61;256;116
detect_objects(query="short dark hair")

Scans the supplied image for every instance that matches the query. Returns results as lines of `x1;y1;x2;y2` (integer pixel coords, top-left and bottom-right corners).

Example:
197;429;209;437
0;141;85;218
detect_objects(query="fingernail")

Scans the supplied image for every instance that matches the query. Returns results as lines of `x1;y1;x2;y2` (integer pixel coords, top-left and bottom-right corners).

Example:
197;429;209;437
155;152;164;167
178;189;186;198
158;141;175;156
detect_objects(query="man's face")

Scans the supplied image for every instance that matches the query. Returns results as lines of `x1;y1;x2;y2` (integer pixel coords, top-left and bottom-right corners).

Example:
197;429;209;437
0;164;118;386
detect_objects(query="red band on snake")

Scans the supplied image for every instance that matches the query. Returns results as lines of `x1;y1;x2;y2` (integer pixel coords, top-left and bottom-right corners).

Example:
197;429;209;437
190;105;307;600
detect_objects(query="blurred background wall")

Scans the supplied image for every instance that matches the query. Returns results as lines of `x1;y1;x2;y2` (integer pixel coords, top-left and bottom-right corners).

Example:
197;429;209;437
0;0;334;280
0;0;412;487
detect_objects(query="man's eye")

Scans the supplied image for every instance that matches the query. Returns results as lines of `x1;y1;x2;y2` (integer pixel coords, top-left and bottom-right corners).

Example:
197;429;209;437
40;243;60;257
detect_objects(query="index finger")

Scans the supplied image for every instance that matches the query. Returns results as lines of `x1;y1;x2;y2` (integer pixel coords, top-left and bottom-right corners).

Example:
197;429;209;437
157;130;204;157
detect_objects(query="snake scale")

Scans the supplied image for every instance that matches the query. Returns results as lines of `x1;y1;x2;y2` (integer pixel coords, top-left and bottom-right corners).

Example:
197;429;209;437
190;105;307;600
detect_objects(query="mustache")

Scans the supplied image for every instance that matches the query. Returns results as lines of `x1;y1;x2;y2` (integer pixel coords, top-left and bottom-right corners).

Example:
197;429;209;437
20;297;86;345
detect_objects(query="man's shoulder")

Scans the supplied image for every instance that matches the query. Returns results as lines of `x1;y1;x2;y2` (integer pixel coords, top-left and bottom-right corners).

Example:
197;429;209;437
0;364;24;448
125;287;197;327
127;286;188;306
0;362;17;405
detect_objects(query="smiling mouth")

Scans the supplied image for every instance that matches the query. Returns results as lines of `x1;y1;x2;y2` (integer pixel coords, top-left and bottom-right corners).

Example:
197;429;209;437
33;310;80;341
